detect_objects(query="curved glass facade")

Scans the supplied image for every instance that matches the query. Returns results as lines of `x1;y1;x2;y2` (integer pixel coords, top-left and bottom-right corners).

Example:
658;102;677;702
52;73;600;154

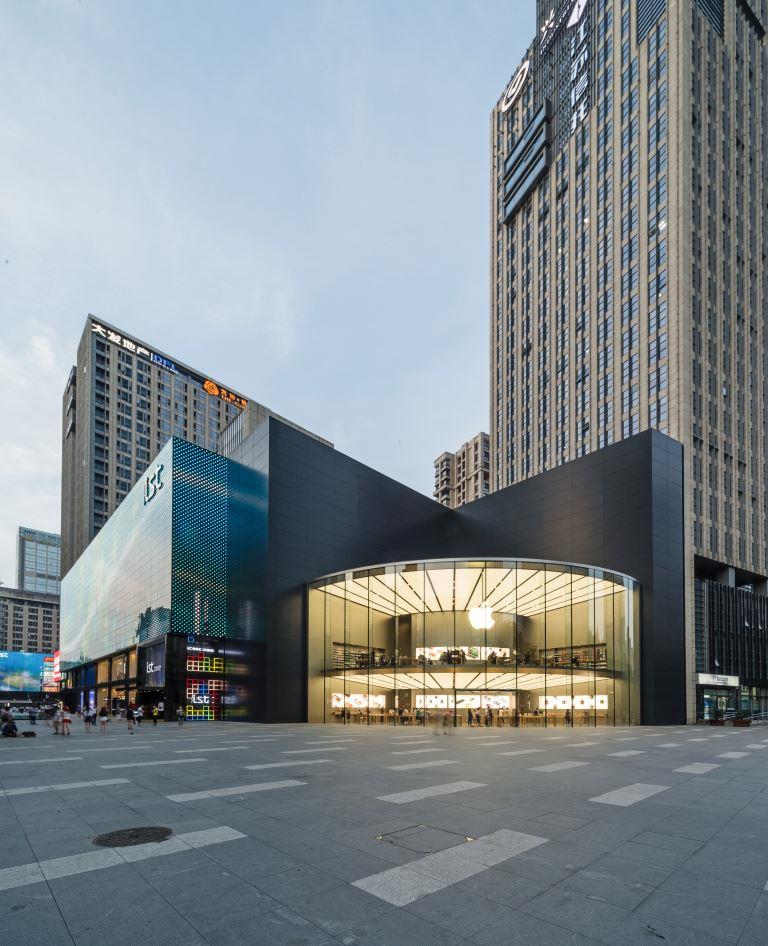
308;559;640;726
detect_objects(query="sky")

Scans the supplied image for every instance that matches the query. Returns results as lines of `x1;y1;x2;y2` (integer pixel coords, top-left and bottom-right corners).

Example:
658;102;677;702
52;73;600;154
0;0;535;586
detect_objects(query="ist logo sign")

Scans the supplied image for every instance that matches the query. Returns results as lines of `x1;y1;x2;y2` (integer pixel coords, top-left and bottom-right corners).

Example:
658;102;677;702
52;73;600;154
144;463;165;506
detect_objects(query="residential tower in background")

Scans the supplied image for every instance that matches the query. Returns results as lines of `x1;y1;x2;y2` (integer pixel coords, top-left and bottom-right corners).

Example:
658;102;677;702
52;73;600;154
434;432;490;508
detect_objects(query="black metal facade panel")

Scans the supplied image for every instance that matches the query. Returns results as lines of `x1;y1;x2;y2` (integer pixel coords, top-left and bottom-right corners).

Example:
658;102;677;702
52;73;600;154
262;421;686;725
452;431;686;725
263;420;451;723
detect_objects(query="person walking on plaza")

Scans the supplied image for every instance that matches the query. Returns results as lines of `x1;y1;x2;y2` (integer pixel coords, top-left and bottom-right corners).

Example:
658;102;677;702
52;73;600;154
52;705;61;735
467;707;474;727
176;706;184;726
98;706;109;732
29;706;37;726
126;705;135;733
61;706;71;736
152;705;159;726
84;707;93;733
136;706;143;726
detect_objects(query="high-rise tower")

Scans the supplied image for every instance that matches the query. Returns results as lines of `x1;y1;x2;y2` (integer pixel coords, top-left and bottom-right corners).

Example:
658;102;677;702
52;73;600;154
61;316;329;577
490;0;767;718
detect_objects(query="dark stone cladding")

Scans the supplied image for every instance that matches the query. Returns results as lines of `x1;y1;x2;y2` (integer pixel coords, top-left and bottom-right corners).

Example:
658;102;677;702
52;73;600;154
241;419;685;726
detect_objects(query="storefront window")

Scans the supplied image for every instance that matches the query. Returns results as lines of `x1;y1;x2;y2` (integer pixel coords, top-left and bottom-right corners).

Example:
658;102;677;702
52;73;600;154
309;559;641;726
111;654;127;682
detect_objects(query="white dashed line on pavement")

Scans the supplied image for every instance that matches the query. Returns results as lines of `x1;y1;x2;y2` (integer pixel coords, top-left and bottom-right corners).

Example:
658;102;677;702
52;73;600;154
0;826;246;892
0;779;129;797
101;758;208;769
282;747;348;754
390;748;443;755
166;780;305;802
386;760;459;771
0;757;83;765
245;760;331;770
530;761;590;773
498;749;546;757
589;783;669;806
674;763;721;775
376;781;485;804
174;746;248;753
352;829;548;905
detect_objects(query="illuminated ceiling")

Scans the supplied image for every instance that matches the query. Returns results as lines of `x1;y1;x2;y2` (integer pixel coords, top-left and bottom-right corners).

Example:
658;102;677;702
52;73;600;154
313;562;628;618
326;668;609;692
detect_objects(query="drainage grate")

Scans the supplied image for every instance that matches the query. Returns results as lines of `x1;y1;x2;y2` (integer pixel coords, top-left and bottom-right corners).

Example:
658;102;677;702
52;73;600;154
93;827;173;848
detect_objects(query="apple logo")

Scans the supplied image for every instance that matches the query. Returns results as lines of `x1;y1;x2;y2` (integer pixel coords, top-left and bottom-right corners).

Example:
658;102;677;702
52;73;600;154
469;606;495;630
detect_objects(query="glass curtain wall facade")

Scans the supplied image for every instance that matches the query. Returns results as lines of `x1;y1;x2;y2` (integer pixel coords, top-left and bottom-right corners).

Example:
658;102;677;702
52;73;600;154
309;559;640;726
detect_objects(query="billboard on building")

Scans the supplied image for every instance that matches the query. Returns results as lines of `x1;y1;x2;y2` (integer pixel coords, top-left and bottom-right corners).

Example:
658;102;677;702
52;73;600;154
0;651;54;692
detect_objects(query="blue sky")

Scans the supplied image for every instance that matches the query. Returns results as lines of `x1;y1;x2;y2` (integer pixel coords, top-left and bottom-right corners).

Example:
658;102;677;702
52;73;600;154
0;0;535;584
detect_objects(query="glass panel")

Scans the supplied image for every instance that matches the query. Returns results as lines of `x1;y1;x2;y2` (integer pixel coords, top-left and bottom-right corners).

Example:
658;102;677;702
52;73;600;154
543;563;572;726
309;562;641;731
517;563;545;726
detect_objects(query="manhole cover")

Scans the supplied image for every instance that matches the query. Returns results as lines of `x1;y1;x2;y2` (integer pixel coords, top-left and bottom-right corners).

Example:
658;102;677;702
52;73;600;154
93;827;173;848
375;824;472;855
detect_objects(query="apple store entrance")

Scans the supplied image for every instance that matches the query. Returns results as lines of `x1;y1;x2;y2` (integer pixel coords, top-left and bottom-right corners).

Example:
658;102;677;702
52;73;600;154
308;559;641;727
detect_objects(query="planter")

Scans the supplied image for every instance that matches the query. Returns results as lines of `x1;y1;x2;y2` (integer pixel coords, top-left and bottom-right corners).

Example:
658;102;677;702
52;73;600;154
733;719;751;727
709;719;725;726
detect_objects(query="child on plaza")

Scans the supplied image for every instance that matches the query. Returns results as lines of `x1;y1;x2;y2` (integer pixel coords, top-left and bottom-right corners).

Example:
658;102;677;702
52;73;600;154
61;706;71;735
126;705;135;733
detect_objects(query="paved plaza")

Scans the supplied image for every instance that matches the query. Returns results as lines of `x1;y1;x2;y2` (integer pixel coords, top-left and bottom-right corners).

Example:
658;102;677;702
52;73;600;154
1;721;768;945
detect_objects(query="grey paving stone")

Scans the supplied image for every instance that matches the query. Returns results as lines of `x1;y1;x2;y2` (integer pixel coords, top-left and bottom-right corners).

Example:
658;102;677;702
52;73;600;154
406;884;520;937
296;883;395;935
737;892;768;946
636;870;760;942
602;913;731;945
4;722;768;944
252;862;347;907
470;906;602;945
49;864;208;944
518;886;631;939
0;887;76;946
340;905;468;945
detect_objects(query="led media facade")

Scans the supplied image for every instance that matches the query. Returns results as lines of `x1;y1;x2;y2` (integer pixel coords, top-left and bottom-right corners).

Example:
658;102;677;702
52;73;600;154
61;438;265;666
309;559;640;726
0;651;55;692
